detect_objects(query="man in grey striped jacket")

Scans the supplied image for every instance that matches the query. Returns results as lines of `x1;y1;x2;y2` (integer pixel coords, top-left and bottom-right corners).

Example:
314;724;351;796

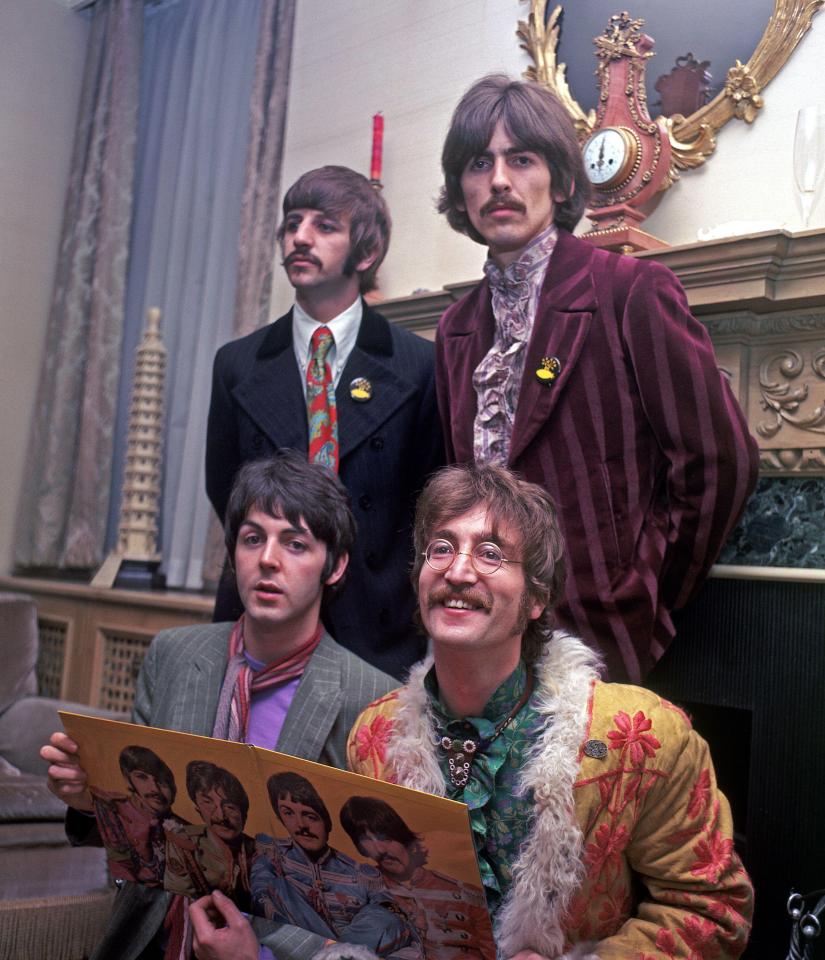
41;452;397;960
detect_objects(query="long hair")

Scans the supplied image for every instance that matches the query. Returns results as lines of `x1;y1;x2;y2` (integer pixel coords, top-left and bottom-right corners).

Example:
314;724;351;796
412;463;566;664
438;74;589;240
277;165;391;293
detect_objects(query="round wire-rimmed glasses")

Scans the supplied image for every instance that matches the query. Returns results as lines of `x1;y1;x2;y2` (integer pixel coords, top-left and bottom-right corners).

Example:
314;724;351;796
422;539;522;576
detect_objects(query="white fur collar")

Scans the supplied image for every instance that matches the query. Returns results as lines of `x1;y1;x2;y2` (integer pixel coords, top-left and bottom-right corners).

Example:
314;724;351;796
385;632;601;958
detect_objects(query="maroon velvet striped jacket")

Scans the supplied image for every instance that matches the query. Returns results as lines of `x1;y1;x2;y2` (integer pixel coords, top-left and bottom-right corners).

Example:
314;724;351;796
435;229;758;682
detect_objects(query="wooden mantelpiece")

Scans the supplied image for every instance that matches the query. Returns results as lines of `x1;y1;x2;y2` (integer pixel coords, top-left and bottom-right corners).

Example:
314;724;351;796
636;228;825;315
384;229;825;477
381;228;825;330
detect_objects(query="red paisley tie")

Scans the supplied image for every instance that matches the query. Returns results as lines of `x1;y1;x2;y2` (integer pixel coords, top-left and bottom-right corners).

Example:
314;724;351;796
306;325;339;472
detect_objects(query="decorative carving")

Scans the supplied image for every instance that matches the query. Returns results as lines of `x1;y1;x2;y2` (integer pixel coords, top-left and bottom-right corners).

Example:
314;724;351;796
594;11;649;61
519;0;824;187
90;307;167;589
759;447;825;472
723;62;765;122
117;307;166;560
517;0;595;140
757;349;825;438
653;53;712;118
702;312;825;337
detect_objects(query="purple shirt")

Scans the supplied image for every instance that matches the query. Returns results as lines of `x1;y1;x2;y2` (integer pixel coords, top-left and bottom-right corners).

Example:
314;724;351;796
244;651;302;751
245;651;302;960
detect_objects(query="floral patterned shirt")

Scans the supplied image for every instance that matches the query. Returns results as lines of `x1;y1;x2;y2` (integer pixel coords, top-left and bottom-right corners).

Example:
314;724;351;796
425;660;542;918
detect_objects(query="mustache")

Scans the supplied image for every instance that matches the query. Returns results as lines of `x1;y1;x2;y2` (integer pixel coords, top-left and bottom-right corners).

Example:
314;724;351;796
427;587;493;611
376;852;402;865
294;828;321;839
283;251;322;269
210;818;236;829
480;197;526;217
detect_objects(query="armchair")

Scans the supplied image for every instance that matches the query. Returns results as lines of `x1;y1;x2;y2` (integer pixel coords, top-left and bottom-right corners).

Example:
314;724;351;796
0;591;116;959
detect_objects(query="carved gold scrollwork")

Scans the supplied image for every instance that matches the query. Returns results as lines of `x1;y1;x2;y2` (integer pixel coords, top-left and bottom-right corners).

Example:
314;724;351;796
595;12;649;60
519;0;824;185
757;349;825;438
723;62;765;122
517;0;596;140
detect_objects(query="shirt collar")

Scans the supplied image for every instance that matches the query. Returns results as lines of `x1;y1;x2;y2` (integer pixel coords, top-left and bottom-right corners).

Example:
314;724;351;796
483;223;558;291
425;660;529;727
292;295;362;378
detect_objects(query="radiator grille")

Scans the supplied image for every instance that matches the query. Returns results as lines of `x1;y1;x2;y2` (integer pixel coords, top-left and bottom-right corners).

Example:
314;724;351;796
36;619;68;698
98;631;152;714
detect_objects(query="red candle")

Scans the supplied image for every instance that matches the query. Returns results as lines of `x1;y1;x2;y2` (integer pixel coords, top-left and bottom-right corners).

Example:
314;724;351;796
370;113;384;182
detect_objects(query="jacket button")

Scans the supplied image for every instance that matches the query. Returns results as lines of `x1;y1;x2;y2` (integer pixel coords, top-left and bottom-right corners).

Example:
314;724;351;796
358;494;372;510
114;878;125;888
251;433;263;450
370;436;384;451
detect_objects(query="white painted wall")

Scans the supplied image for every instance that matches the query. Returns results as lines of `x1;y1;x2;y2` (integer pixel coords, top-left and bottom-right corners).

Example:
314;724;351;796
0;0;89;573
272;0;825;312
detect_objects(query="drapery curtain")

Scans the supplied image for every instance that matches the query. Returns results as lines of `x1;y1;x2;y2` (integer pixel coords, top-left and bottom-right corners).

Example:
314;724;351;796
107;0;269;591
232;0;296;339
104;0;295;589
201;0;297;587
14;0;142;570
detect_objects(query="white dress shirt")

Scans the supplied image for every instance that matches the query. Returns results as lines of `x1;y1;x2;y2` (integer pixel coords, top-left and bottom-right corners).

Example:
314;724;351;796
292;297;362;399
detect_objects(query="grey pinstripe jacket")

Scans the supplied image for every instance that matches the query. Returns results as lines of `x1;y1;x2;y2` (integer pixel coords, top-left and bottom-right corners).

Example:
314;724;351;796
67;621;397;960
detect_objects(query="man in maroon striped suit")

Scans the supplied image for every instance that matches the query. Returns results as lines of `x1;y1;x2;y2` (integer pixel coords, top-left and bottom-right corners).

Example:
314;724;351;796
435;75;758;682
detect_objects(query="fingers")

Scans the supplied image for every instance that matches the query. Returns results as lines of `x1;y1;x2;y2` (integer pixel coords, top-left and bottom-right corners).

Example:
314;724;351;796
41;731;93;812
190;894;219;940
191;891;259;960
40;731;80;765
207;890;245;928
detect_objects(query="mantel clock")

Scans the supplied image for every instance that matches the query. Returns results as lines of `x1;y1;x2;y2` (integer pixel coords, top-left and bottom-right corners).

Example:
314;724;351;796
581;13;672;253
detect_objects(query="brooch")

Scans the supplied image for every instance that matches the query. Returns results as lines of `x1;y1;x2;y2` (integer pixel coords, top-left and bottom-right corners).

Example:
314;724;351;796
349;377;372;402
535;356;561;386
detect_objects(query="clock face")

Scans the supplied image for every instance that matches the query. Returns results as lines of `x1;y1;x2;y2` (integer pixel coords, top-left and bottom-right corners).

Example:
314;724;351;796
583;128;637;187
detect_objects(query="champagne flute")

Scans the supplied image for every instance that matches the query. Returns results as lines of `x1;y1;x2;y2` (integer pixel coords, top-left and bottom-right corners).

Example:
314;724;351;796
793;105;825;227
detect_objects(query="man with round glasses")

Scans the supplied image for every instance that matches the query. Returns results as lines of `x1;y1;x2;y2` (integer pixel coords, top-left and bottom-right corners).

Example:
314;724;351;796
349;463;753;959
423;539;519;576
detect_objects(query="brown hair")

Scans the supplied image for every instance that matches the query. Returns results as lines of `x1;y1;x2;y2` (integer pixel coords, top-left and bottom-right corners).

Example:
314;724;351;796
438;74;590;240
267;771;332;834
277;165;391;293
186;761;249;822
119;745;176;803
412;463;566;664
224;451;355;603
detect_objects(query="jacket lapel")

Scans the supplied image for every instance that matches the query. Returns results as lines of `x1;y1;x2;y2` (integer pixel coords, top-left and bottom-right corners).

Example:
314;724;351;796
181;628;232;736
276;632;343;761
336;306;417;461
232;312;309;453
508;233;597;465
439;285;496;463
231;306;416;461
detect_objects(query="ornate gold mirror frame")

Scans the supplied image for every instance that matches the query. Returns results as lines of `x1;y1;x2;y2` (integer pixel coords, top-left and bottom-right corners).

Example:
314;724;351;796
518;0;824;185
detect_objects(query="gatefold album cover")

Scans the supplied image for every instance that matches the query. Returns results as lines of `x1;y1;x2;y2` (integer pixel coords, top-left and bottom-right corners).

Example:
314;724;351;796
60;711;495;960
